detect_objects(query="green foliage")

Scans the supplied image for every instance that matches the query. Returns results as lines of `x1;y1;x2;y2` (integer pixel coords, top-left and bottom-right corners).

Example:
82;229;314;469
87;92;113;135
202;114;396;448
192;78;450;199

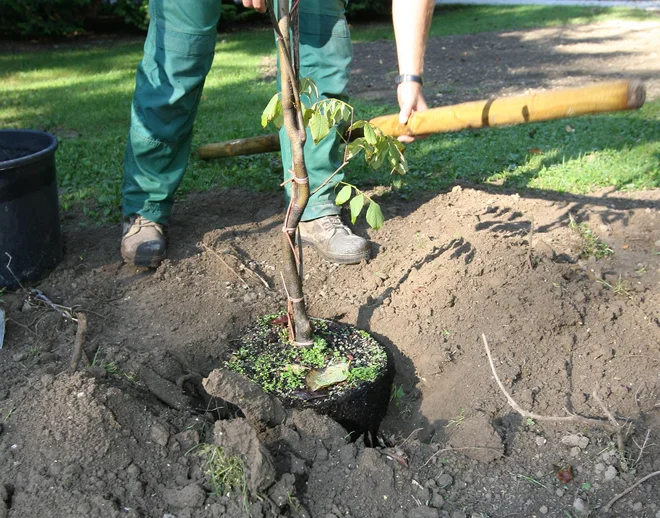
346;366;379;383
0;0;93;37
193;444;249;508
334;183;385;230
227;316;387;397
261;78;406;230
390;384;405;407
114;0;149;31
568;214;614;259
345;0;391;21
1;7;657;222
347;120;408;175
261;93;283;129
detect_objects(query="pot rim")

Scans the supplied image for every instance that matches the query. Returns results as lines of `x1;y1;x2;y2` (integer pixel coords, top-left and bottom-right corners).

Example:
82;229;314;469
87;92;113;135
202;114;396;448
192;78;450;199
0;129;58;172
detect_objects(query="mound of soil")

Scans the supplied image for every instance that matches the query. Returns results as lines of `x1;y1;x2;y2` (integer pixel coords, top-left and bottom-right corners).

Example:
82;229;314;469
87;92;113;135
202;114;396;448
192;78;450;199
1;20;659;518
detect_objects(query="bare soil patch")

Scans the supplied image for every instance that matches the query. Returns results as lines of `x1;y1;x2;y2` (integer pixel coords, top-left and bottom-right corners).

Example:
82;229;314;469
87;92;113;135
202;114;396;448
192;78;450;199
1;21;659;518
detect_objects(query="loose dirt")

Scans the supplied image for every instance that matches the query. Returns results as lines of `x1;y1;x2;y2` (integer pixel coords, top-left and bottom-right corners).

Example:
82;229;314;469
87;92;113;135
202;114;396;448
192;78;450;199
1;20;659;518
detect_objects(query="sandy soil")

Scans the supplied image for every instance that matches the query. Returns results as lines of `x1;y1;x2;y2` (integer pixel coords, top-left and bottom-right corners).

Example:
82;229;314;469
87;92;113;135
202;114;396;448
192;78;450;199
1;20;659;518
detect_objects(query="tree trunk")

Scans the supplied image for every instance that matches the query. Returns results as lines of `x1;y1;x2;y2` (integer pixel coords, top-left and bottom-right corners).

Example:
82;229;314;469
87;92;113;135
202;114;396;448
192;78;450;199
274;0;312;345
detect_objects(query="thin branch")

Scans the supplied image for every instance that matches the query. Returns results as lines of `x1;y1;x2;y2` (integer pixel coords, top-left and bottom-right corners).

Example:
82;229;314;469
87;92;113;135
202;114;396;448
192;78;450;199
199;242;249;289
422;446;503;468
592;389;626;466
526;218;535;270
400;427;424;447
633;429;653;468
69;312;89;372
603;470;660;512
7;317;39;337
310;160;349;196
4;253;26;291
482;334;620;428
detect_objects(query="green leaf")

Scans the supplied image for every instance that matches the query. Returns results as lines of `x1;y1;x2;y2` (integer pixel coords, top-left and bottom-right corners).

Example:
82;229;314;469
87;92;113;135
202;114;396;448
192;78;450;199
299;77;319;99
366;200;384;229
363;123;377;145
309;110;331;144
349;120;367;131
346;139;365;161
261;93;281;128
302;107;314;128
306;362;350;392
335;184;352;205
349;194;364;224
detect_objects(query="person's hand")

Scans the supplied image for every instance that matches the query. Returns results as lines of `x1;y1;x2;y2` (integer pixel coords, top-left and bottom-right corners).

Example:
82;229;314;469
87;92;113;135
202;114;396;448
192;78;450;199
242;0;267;13
397;81;428;143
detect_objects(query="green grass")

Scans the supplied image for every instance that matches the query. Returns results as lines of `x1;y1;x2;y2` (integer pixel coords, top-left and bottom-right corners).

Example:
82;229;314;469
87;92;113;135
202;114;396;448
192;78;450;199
0;5;658;224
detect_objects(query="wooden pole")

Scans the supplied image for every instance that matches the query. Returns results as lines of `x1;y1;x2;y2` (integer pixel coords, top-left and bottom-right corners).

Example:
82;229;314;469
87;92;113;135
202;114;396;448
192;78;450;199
195;80;645;160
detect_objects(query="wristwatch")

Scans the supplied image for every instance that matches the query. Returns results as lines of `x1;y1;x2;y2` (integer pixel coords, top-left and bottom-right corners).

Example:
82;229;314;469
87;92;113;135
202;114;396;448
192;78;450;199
395;74;423;86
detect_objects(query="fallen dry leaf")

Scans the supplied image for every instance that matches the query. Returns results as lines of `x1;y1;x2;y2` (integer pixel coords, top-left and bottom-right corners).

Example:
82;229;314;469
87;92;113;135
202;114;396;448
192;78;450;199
306;362;350;392
556;465;573;484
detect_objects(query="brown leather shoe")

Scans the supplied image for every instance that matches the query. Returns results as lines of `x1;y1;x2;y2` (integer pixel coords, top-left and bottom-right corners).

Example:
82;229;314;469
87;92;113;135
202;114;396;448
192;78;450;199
121;215;166;267
298;215;370;264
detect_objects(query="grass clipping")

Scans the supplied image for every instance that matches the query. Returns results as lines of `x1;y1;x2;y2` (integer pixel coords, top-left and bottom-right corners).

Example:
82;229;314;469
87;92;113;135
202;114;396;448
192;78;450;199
227;315;387;401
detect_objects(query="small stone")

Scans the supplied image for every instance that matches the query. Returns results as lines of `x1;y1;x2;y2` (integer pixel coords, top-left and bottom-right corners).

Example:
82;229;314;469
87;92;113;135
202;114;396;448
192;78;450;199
655;239;660;249
604;465;618;481
561;434;583;448
539;506;548;515
594;463;606;473
573;497;586;513
150;424;170;447
436;474;453;488
556;488;564;497
164;484;206;509
633;502;642;511
451;185;462;193
570;446;581;457
655;511;660;518
430;493;445;508
451;511;467;518
535;436;547;447
409;506;440;518
577;437;589;449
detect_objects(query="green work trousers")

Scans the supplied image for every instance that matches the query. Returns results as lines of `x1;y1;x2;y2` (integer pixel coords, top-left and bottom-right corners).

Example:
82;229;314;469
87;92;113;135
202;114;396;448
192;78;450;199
121;0;352;225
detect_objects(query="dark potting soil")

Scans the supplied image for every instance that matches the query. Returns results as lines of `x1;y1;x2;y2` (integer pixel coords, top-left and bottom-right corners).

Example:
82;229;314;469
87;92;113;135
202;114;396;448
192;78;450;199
226;316;393;435
227;315;389;403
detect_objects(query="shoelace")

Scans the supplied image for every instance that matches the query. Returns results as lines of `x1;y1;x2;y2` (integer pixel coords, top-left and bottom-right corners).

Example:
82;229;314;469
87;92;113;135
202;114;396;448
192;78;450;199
319;215;349;233
130;216;164;235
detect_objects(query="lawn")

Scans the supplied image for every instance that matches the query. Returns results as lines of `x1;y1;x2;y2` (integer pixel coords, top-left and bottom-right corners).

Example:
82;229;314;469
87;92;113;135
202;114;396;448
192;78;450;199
0;5;658;223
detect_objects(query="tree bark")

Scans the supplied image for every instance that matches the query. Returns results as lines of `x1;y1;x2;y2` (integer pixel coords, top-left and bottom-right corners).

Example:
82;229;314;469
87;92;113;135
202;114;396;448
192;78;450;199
274;0;312;345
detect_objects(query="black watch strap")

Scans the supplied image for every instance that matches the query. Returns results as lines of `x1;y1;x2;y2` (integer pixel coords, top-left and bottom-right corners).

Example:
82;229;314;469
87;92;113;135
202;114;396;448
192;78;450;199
395;74;423;86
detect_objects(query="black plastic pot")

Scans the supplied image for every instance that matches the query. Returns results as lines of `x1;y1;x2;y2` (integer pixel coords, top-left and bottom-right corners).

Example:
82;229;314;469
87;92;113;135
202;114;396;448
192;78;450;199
284;354;394;441
228;318;395;441
0;130;63;288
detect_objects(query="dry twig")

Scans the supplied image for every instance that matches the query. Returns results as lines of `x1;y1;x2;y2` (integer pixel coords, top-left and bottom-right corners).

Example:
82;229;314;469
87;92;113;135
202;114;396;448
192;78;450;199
199;242;249;288
422;446;503;468
69;312;89;372
482;334;621;429
526;218;535;270
603;470;660;512
633;429;654;468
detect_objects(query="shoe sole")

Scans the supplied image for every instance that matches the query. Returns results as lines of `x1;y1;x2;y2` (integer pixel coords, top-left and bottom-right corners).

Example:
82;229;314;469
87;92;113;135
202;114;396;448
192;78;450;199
300;237;370;265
